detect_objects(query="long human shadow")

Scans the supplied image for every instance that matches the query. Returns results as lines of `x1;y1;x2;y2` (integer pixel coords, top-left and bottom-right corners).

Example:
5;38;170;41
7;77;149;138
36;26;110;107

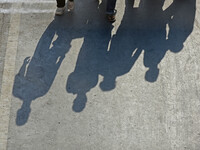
100;0;196;89
12;0;91;126
142;0;196;82
67;0;196;112
66;0;113;112
13;0;196;123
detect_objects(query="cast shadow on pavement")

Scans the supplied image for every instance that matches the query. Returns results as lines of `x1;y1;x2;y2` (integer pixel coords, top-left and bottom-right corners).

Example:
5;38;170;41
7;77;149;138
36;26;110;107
12;0;112;126
12;0;195;126
102;0;196;84
67;0;196;112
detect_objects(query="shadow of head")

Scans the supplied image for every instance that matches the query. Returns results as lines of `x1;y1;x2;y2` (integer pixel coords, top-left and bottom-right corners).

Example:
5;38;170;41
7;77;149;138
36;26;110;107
72;94;87;112
99;75;116;91
145;67;159;82
16;103;31;126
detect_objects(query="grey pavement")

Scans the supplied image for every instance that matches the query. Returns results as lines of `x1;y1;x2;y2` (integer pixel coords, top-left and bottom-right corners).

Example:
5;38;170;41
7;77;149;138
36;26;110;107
0;0;200;150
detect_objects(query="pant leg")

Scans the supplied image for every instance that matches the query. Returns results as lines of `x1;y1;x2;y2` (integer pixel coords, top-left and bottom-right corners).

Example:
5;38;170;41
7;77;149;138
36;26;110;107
56;0;65;7
106;0;117;14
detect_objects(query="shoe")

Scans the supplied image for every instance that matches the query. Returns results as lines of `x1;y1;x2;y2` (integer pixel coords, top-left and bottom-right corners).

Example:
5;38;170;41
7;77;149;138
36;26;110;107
55;6;65;15
67;1;74;11
106;10;117;22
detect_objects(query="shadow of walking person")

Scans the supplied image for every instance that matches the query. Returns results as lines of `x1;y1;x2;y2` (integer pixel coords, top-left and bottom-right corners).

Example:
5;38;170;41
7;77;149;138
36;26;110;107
99;0;143;91
138;0;171;82
12;11;85;125
66;0;114;112
100;0;196;90
166;0;196;53
143;0;196;82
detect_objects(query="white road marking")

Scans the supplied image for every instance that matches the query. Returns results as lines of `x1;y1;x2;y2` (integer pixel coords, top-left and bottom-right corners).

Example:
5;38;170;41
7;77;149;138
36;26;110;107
133;0;140;8
0;3;22;150
0;0;55;3
0;8;55;14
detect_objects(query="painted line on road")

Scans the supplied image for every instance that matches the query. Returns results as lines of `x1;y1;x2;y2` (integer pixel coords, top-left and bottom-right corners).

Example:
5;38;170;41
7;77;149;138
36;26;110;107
0;8;55;14
0;0;55;3
133;0;140;8
0;3;22;150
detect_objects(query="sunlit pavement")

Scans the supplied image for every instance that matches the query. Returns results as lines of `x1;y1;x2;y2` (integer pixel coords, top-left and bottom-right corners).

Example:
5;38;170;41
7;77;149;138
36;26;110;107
1;0;200;149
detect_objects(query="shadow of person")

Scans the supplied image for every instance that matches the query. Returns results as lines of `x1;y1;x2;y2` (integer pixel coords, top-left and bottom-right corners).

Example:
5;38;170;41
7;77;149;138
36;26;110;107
99;0;143;91
136;0;171;82
12;7;88;125
166;0;196;53
100;0;196;90
66;0;114;112
143;0;196;82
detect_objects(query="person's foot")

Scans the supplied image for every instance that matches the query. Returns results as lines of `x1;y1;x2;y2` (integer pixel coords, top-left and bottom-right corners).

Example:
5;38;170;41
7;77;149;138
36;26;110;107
55;6;65;15
67;1;74;11
106;10;117;22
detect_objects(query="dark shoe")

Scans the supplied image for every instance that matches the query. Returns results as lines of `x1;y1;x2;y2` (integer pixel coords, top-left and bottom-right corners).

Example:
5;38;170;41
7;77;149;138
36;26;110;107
106;10;117;22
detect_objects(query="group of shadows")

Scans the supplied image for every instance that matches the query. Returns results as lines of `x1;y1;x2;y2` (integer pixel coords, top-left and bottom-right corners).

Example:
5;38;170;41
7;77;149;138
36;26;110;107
12;0;196;125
